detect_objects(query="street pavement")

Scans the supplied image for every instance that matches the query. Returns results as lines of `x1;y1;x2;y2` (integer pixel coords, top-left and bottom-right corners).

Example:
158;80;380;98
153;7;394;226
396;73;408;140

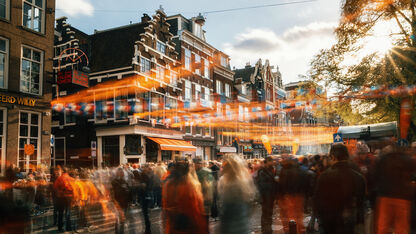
30;203;315;234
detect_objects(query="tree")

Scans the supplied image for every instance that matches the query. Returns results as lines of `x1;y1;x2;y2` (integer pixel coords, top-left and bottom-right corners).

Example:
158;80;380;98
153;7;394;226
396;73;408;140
309;0;416;141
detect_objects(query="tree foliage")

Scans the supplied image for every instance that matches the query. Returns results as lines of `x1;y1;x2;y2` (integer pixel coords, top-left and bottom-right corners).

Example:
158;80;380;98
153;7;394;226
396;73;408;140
309;0;416;140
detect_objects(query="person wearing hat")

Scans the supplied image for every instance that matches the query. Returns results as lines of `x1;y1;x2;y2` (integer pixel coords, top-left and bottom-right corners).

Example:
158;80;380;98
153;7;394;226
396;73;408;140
256;156;277;234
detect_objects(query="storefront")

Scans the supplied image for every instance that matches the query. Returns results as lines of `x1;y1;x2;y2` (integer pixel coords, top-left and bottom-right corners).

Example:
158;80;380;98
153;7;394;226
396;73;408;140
147;137;196;162
192;140;215;160
0;93;51;174
96;125;184;167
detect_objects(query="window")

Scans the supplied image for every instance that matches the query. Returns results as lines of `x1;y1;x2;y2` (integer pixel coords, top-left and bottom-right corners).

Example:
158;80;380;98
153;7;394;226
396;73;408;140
196;125;202;135
21;46;42;95
156;41;166;54
135;92;149;121
221;56;228;67
204;58;209;79
184;48;191;70
185;122;191;134
216;80;222;94
64;108;76;125
195;54;201;63
0;38;8;89
115;89;128;120
204;126;210;137
195;84;201;102
194;23;202;38
239;105;243;121
203;87;209;101
241;84;247;95
156;65;165;80
23;0;45;33
225;83;231;97
185;80;191;100
226;105;232;120
140;57;151;74
171;72;178;86
124;135;141;155
0;0;9;20
18;112;40;170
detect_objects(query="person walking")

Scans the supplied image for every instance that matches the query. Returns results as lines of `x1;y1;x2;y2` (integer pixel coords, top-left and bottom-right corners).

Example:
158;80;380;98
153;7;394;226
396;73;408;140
277;158;310;234
111;167;131;234
53;167;75;232
314;143;366;234
162;157;208;234
373;147;416;234
218;155;256;234
194;157;214;231
256;156;277;234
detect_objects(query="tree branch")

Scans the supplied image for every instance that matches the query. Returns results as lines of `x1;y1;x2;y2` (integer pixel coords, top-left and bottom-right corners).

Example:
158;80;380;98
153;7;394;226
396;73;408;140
396;9;412;26
393;12;412;47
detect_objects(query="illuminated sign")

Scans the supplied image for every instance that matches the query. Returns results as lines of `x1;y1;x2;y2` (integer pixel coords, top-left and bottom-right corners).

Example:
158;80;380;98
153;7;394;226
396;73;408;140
0;94;36;106
57;70;89;87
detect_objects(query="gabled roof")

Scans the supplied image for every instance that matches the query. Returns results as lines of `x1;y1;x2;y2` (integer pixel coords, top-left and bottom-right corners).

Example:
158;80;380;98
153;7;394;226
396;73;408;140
90;23;147;73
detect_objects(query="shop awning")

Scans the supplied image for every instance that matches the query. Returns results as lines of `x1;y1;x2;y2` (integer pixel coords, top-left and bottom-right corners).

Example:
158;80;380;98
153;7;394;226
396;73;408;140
148;137;196;152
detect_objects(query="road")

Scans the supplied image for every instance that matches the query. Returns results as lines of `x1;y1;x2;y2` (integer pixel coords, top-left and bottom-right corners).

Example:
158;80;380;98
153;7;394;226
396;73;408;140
30;202;315;234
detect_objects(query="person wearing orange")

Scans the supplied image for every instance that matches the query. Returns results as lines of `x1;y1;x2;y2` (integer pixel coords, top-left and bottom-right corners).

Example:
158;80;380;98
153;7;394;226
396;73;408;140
162;158;208;234
53;167;75;232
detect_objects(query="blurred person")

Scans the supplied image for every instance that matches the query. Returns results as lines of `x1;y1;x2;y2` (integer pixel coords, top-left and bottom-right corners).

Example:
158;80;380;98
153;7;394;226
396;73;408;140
209;161;220;220
112;167;132;234
314;143;366;234
218;155;256;234
153;162;167;208
373;148;416;234
138;164;154;234
53;167;75;232
162;157;208;234
256;156;277;234
194;157;214;230
277;158;310;234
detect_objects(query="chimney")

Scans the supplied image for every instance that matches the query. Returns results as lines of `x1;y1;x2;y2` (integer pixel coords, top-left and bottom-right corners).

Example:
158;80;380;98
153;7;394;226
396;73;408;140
245;62;251;68
141;13;151;23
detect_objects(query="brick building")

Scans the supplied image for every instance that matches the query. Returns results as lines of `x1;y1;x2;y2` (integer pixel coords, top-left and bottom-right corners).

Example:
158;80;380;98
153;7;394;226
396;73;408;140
0;0;54;173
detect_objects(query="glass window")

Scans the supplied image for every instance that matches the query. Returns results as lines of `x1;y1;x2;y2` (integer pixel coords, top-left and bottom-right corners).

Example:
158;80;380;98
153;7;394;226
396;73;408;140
225;83;231;98
196;126;202;135
156;41;166;54
185;80;191;100
0;38;8;89
195;84;201;102
115;89;128;120
156;65;165;80
124;135;141;155
140;57;151;74
18;112;40;171
216;80;222;94
242;84;247;95
204;87;209;101
204;58;209;79
185;122;191;134
135;91;149;121
184;48;191;70
0;0;8;20
195;54;201;63
204;126;210;137
23;0;45;33
221;56;228;67
20;46;42;95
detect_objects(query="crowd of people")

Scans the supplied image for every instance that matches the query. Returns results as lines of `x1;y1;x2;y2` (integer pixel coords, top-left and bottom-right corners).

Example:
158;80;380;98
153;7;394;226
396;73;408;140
0;141;415;234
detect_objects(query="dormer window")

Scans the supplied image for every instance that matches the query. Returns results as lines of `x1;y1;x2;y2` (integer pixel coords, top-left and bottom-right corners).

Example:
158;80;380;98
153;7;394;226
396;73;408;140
156;41;166;54
194;22;203;38
221;56;228;67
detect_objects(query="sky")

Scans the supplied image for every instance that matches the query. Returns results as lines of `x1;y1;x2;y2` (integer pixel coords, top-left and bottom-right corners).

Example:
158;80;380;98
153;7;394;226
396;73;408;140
55;0;342;84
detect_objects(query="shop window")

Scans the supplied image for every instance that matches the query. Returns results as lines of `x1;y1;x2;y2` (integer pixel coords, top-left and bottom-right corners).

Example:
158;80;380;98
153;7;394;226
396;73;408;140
18;111;40;171
124;135;141;155
115;88;128;120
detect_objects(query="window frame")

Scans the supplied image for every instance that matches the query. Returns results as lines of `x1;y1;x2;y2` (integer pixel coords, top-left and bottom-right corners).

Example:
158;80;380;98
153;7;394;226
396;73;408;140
184;48;191;71
225;83;231;98
216;80;222;94
184;80;191;101
0;37;8;90
140;56;151;74
20;45;43;96
0;0;10;21
22;0;45;34
203;58;209;79
156;40;166;54
18;111;41;171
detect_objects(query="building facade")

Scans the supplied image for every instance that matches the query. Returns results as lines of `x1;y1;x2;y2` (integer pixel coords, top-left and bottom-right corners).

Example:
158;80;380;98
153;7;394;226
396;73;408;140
0;0;54;174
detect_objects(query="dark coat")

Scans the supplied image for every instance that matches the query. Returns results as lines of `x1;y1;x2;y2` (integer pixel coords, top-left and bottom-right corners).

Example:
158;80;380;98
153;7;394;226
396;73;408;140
373;151;416;201
256;166;277;196
111;177;130;209
278;163;310;197
314;161;366;223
